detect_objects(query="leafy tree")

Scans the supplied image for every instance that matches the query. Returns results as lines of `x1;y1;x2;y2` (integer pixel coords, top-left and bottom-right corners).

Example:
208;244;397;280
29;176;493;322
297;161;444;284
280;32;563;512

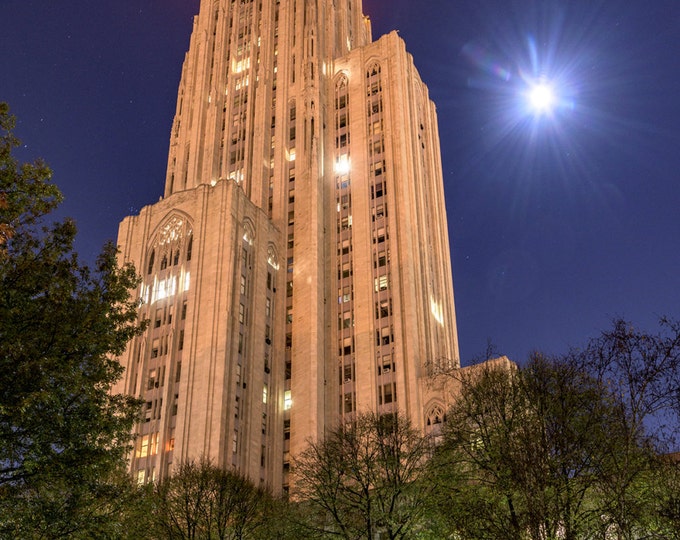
293;412;435;540
432;319;680;540
0;103;60;250
0;103;144;538
433;355;649;540
649;455;680;538
151;458;271;539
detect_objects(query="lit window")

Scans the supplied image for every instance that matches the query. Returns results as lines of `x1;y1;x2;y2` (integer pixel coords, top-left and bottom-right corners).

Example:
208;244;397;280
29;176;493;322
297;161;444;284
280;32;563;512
335;155;350;175
150;433;159;456
154;276;177;302
284;390;292;410
137;435;150;458
263;383;268;404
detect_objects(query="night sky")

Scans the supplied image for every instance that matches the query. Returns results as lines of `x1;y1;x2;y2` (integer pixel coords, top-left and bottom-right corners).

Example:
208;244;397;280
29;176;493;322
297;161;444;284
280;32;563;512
2;1;679;366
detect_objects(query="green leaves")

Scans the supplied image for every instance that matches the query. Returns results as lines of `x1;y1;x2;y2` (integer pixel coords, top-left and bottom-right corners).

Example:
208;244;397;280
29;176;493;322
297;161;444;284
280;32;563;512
435;322;680;540
0;103;144;538
0;102;61;251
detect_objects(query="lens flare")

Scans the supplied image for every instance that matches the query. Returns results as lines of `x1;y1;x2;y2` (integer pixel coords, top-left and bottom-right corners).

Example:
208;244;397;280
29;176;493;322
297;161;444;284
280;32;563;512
529;83;555;113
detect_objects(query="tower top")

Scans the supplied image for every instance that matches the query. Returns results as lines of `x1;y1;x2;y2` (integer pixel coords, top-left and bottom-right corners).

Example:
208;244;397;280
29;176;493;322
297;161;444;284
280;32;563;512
164;0;372;197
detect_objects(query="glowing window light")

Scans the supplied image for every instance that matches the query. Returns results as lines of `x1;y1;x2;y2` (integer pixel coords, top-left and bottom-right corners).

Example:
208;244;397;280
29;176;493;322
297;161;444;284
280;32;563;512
155;276;178;302
284;390;292;410
335;155;350;175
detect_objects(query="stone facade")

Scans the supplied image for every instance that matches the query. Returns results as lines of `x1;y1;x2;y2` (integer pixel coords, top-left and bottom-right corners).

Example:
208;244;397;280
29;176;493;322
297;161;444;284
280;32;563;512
113;0;459;494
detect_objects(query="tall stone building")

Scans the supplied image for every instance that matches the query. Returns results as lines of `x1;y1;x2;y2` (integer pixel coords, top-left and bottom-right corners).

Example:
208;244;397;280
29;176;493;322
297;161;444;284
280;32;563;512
113;0;459;494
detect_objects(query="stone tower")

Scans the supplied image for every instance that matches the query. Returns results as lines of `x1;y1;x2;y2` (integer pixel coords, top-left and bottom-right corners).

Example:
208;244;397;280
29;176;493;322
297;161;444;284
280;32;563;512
114;0;459;494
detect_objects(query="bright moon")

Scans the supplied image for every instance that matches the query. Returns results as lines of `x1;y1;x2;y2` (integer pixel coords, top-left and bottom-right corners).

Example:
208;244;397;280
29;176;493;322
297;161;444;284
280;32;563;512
529;83;555;113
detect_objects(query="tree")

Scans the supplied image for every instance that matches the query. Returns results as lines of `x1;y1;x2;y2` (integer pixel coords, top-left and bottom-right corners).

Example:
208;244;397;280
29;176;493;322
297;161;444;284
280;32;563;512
293;412;435;540
432;319;680;540
151;458;271;540
570;318;680;539
0;103;60;251
579;318;680;448
0;103;144;538
433;354;652;540
649;455;680;538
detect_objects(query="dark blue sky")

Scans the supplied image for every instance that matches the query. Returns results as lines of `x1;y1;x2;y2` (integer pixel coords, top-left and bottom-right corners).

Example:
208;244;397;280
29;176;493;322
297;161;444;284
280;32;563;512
2;1;679;365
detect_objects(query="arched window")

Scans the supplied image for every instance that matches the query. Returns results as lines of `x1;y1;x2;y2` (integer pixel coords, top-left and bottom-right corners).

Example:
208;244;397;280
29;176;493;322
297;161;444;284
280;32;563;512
243;220;255;245
267;245;279;269
366;62;381;78
426;404;446;427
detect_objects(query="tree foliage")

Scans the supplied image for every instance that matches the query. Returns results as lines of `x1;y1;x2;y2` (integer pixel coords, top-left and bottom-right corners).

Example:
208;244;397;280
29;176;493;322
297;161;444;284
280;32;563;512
151;458;272;540
0;103;61;250
0;103;144;538
433;319;680;540
293;412;435;540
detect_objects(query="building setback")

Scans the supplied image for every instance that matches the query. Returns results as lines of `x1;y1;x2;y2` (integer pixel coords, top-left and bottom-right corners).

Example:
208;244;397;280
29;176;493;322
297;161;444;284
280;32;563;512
113;0;459;494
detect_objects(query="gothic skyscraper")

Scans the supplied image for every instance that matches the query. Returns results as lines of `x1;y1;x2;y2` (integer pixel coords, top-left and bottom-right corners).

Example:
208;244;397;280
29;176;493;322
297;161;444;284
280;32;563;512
114;0;459;493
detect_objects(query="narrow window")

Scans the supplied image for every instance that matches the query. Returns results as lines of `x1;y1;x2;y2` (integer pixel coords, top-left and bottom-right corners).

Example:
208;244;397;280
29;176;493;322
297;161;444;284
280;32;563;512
147;250;155;275
186;236;193;261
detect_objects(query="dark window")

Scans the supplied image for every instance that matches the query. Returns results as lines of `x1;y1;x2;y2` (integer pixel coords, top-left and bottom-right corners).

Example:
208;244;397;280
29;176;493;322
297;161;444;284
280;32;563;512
186;236;193;261
147;250;155;275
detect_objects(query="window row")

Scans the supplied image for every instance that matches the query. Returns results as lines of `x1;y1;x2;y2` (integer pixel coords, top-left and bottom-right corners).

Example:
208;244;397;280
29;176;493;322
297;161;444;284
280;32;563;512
147;237;193;275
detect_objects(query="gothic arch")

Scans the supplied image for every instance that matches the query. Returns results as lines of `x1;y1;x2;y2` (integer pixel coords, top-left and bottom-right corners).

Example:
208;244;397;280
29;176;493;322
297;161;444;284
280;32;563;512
334;72;349;89
365;60;382;78
267;244;279;269
425;401;446;427
147;211;194;248
146;211;194;274
242;217;256;244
